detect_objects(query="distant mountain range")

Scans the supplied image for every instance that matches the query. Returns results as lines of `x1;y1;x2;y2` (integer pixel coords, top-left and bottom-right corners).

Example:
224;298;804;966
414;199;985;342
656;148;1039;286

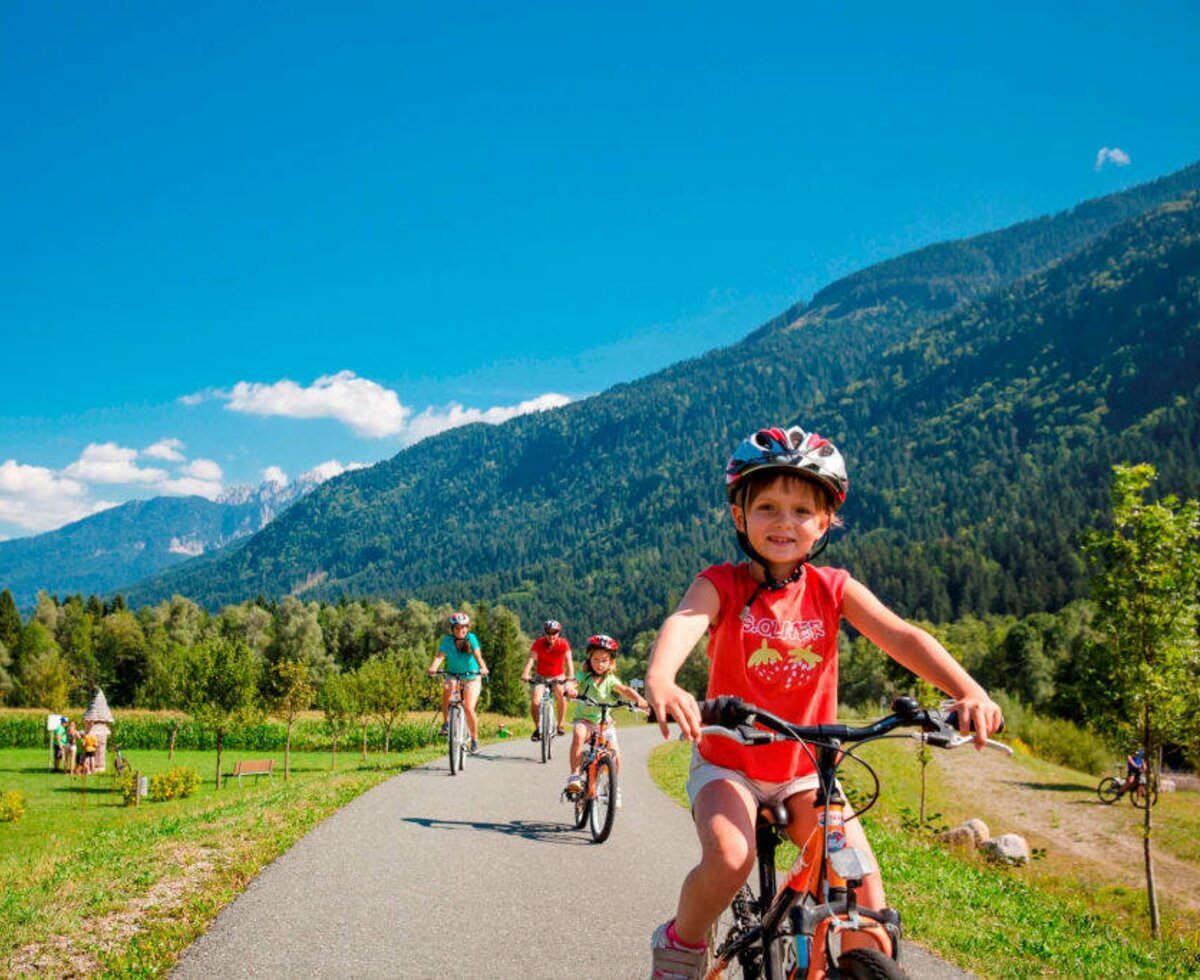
0;473;330;609
108;161;1200;636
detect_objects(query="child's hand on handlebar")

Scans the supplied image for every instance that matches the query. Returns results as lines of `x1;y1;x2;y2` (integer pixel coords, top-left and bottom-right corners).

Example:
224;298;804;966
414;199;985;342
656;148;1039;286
948;691;1004;749
645;678;702;742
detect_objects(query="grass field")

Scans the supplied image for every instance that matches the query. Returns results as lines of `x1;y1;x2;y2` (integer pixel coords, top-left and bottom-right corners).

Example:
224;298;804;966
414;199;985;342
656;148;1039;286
647;738;1200;978
0;711;531;977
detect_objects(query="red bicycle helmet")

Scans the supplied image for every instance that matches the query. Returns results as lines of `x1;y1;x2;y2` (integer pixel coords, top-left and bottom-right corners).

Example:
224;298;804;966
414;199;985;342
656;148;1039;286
543;619;562;633
586;634;619;652
448;612;471;627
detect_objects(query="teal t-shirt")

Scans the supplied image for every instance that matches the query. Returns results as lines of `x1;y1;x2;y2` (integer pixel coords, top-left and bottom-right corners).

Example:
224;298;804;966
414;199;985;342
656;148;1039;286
572;671;623;724
438;633;482;675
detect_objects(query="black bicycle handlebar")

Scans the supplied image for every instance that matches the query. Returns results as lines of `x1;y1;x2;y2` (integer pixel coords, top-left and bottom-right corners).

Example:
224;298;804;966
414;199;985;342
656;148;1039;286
698;695;1002;747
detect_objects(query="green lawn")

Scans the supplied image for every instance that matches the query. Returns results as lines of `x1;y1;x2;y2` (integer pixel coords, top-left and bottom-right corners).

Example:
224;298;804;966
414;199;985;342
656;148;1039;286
648;739;1200;978
0;713;531;977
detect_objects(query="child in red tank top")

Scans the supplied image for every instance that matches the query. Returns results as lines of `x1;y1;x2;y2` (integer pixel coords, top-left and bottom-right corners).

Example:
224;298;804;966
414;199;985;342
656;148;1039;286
644;426;1003;978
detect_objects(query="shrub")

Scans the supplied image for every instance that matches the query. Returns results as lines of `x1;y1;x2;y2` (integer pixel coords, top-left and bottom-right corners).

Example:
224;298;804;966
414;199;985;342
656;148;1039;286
118;769;139;806
993;691;1116;775
0;789;26;822
149;766;202;802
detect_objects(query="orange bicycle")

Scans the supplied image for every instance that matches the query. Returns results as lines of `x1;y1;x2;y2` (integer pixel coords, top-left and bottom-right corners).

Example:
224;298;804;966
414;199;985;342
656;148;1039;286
565;695;639;843
700;695;1010;979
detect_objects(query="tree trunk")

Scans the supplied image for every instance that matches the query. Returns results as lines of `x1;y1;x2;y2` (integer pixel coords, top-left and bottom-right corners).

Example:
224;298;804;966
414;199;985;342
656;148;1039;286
285;720;293;781
168;722;178;761
331;735;338;771
216;732;224;791
1143;711;1160;939
918;734;929;827
361;724;368;760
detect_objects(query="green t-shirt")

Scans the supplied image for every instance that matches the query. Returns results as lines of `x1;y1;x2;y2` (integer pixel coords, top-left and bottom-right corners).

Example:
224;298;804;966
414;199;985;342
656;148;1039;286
572;671;623;724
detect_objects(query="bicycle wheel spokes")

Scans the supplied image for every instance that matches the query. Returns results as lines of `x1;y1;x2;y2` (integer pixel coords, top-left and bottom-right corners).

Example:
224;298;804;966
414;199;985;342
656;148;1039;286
1097;776;1122;804
589;756;617;843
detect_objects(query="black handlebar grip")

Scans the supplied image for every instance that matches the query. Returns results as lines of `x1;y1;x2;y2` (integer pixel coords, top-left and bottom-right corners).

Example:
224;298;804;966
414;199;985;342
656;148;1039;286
943;710;1004;735
699;695;748;728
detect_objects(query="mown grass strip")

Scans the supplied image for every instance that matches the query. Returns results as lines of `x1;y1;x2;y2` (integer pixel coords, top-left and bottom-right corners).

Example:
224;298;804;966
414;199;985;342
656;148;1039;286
647;739;1200;978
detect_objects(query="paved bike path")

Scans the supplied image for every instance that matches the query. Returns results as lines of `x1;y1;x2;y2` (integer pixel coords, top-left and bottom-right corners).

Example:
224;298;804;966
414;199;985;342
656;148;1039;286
172;727;971;979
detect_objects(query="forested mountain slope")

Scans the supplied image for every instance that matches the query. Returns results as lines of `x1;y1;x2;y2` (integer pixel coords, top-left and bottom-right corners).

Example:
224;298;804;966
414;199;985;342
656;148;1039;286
126;165;1200;636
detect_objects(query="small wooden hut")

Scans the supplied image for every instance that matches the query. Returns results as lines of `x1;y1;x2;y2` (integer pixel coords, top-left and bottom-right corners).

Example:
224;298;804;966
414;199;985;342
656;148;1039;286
82;688;115;772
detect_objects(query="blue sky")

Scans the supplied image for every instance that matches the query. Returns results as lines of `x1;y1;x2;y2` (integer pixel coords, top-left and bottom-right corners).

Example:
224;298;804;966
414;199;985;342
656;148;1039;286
2;0;1198;538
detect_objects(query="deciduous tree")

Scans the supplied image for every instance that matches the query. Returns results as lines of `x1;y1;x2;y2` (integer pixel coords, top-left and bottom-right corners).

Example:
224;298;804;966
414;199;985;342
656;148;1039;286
1084;463;1200;939
182;636;261;790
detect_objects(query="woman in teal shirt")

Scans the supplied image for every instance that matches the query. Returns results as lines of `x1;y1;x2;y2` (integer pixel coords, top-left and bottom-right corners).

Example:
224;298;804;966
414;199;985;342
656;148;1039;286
427;612;490;753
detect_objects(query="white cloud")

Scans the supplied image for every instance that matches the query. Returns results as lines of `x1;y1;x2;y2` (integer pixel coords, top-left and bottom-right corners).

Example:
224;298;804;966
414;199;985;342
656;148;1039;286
144;438;186;461
188;369;573;446
300;459;369;484
262;466;289;486
155;476;224;500
1095;146;1131;170
404;393;572;445
221;370;410;438
0;460;118;533
181;458;223;481
64;442;167;485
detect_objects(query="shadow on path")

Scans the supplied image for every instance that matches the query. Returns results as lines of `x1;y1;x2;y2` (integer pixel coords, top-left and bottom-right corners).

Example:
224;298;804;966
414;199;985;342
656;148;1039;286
1004;779;1093;794
402;815;589;846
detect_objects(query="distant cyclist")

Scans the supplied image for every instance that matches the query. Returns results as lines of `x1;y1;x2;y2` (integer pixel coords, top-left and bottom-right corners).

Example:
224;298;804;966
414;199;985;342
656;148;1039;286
427;612;490;754
520;619;574;741
1123;747;1147;793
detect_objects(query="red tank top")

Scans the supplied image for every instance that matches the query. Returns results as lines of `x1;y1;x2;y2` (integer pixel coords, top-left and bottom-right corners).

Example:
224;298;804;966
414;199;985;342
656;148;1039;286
697;562;848;781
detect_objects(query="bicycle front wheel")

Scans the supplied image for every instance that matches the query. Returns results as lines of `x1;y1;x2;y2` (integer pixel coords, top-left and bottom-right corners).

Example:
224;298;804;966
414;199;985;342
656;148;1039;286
1097;776;1122;804
1131;781;1159;809
448;705;462;776
541;699;553;764
835;947;904;979
589;756;617;843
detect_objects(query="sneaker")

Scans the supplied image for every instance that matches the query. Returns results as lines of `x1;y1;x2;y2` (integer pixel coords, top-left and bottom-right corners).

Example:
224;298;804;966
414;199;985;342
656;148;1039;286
438;722;449;737
556;726;566;736
469;738;479;754
565;773;584;797
530;729;542;741
650;919;707;979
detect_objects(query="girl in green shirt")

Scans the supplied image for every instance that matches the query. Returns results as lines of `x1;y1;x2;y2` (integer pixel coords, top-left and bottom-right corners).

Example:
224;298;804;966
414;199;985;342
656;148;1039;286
564;634;647;802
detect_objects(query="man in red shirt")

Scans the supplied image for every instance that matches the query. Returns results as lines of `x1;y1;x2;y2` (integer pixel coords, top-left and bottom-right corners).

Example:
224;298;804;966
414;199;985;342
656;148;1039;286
520;619;574;740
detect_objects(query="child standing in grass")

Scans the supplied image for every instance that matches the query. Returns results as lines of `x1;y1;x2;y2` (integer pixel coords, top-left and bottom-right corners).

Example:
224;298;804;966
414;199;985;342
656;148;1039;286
644;425;1003;979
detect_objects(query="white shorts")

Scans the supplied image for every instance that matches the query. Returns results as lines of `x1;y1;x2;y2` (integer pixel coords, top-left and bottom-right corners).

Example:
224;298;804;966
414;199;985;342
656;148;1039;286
575;719;618;752
685;746;820;809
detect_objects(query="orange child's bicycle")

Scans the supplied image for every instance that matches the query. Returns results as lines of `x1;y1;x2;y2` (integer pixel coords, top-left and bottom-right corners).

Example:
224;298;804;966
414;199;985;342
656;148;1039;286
700;695;1011;980
565;695;640;843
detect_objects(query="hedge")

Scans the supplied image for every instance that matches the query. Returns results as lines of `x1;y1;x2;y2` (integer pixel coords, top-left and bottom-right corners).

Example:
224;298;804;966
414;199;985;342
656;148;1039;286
0;712;442;754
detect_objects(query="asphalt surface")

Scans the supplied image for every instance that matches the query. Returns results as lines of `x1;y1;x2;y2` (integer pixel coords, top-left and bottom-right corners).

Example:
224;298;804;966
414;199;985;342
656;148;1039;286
172;727;973;979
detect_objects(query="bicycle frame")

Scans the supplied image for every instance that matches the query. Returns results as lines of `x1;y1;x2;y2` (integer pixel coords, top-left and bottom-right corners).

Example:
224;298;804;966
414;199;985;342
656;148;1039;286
704;697;1008;980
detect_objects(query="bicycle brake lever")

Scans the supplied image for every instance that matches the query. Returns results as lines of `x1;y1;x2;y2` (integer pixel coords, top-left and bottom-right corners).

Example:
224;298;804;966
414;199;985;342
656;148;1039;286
919;731;1014;755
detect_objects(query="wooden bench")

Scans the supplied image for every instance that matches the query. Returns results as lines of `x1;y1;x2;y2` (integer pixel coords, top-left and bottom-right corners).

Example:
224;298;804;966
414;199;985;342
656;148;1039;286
231;759;274;784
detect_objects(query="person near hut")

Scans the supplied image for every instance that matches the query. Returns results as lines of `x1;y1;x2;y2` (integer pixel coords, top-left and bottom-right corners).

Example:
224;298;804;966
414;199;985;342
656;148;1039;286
81;723;99;774
65;720;81;776
52;716;69;772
